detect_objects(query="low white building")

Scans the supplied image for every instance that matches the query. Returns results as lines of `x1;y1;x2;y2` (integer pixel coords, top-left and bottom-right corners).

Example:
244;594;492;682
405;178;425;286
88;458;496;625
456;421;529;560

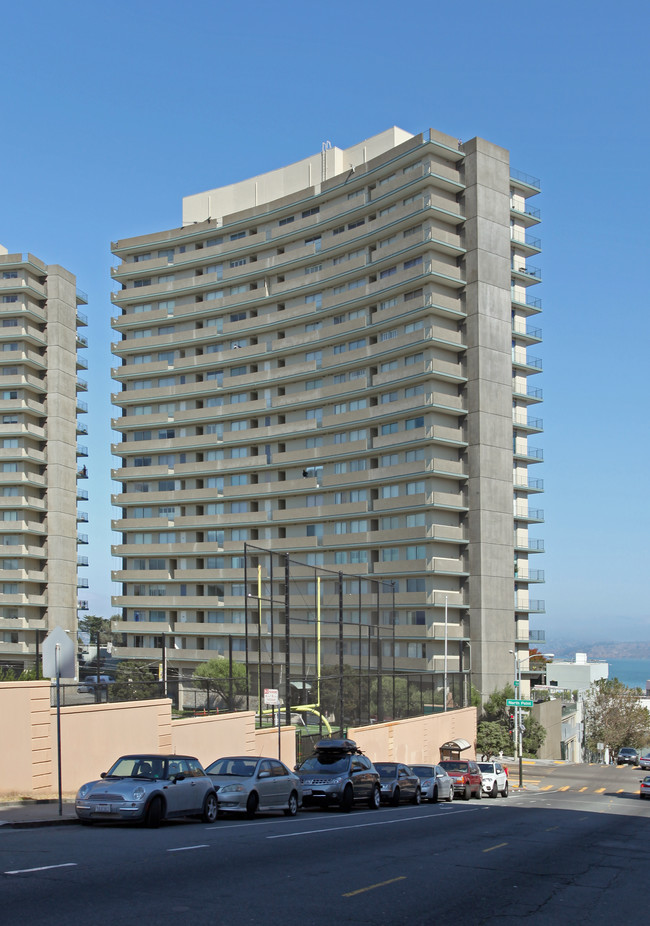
546;653;608;693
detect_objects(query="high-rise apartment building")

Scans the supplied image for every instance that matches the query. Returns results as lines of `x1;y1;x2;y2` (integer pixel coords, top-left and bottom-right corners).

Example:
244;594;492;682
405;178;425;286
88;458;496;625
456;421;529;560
0;246;89;671
110;126;544;701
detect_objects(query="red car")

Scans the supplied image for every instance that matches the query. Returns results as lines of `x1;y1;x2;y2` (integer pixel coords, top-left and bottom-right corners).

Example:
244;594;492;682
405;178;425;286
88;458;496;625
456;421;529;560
439;759;483;800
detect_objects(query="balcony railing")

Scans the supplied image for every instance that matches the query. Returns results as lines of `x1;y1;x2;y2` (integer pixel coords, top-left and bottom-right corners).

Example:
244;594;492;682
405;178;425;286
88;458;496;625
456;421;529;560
511;263;542;279
77;599;89;610
529;629;546;642
511;232;541;249
510;168;541;191
512;292;542;309
510;201;541;220
77;556;89;566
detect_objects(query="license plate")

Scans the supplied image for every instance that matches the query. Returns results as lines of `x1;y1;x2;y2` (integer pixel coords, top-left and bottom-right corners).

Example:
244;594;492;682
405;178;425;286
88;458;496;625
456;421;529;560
302;789;312;796
95;803;112;813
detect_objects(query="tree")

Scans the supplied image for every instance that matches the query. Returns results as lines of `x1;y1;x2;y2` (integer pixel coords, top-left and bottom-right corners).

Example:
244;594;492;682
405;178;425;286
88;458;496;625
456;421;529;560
585;678;650;756
109;661;159;702
0;666;37;681
521;714;546;757
78;614;113;645
481;683;516;724
477;721;511;759
193;658;248;711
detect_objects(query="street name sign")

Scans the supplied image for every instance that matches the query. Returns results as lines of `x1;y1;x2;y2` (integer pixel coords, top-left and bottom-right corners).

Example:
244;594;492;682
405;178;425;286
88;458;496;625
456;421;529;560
506;698;534;708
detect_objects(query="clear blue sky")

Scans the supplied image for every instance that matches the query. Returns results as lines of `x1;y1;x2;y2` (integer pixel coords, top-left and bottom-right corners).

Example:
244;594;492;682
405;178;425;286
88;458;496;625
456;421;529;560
3;0;648;645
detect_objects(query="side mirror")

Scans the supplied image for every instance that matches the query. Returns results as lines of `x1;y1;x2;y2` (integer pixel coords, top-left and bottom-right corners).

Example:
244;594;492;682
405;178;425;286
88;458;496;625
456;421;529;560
258;771;270;779
293;765;299;772
171;774;185;782
100;772;107;778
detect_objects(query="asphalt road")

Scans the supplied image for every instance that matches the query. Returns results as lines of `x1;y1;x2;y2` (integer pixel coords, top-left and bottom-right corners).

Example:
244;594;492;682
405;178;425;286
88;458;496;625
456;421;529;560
2;763;649;925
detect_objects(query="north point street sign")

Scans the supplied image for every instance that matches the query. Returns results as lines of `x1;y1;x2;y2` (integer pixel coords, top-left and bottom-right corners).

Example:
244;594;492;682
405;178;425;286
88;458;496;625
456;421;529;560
506;698;534;708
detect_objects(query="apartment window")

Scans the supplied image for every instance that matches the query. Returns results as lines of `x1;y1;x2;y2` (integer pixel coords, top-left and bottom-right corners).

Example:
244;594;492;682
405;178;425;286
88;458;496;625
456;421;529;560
231;529;248;541
381;484;399;499
405;416;424;430
230;258;247;268
207;237;223;247
305;264;322;275
306;494;323;507
381;329;398;341
379;205;396;216
349;458;366;471
380;360;398;372
306;553;324;566
230;366;246;376
302;207;319;218
405;352;423;366
1;391;18;399
350;489;367;502
207;530;225;544
381;453;398;467
230;285;247;295
405;384;424;397
381;392;398;405
2;558;19;570
134;430;151;441
132;533;153;544
231;447;248;458
404;288;423;302
2;318;18;326
379;235;397;249
2;296;18;303
406;481;425;495
305;378;322;390
230;502;248;513
305;293;322;308
1;439;18;449
381;423;398;435
348;219;364;230
205;290;224;301
2;271;18;279
230;231;246;241
133;279;151;288
349;338;366;350
2;415;18;424
206;556;225;569
230;474;248;485
206;503;225;515
2;584;19;595
406;578;425;593
305;322;322;333
306;524;324;537
158;531;176;543
404;257;423;269
305;350;322;363
206;448;224;460
382;548;400;562
230;419;248;431
132;507;152;519
1;487;19;497
405;448;425;462
2;343;18;352
381;516;399;530
1;511;18;521
406;545;426;560
405;320;424;334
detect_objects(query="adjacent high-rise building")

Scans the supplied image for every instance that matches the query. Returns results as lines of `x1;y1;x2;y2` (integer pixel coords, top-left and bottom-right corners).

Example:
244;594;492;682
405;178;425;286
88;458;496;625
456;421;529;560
0;246;89;671
110;126;544;702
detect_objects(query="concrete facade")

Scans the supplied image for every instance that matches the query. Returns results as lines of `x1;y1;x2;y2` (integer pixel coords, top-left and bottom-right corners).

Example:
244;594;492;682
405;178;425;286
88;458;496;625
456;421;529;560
0;251;88;669
109;126;544;704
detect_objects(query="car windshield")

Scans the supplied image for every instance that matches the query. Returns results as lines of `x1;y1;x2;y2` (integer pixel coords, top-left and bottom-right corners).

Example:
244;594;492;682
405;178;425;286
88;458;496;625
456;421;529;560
478;763;496;773
206;758;257;777
621;749;636;754
374;763;398;778
106;756;165;779
299;754;350;774
410;766;435;777
440;761;467;772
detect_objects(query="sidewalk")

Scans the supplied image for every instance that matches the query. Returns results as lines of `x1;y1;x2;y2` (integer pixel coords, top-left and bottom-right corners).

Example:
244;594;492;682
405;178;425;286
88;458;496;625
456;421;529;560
0;799;78;828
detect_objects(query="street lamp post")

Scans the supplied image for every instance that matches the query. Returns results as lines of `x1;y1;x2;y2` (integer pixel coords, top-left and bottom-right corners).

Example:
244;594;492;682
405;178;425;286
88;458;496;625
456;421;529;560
510;648;554;789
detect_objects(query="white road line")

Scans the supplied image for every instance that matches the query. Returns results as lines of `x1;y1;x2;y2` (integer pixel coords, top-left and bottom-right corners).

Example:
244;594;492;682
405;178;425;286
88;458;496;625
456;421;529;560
167;844;209;852
268;806;479;839
5;862;77;875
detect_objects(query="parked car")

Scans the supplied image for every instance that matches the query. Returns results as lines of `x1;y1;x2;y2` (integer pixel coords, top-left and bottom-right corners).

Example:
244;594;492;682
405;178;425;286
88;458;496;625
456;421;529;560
477;761;509;798
410;764;455;803
639;753;650;770
439;759;483;800
374;762;421;806
77;675;114;693
616;748;639;766
206;756;301;817
75;754;217;827
295;738;381;812
639;776;650;799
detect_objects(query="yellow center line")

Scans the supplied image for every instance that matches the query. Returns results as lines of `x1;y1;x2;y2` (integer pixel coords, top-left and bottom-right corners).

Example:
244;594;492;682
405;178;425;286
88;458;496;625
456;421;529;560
343;876;406;898
558;786;570;791
483;842;508;853
595;788;606;793
540;785;553;791
617;789;624;793
578;787;588;792
545;826;558;831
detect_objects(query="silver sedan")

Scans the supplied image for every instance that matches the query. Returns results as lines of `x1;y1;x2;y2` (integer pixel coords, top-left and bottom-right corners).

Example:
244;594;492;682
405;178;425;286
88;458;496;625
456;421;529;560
410;764;455;802
206;756;302;817
75;754;218;827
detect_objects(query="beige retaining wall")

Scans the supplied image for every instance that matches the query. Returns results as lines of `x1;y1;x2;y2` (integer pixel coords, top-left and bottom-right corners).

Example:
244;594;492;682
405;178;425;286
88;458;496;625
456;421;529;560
0;681;475;797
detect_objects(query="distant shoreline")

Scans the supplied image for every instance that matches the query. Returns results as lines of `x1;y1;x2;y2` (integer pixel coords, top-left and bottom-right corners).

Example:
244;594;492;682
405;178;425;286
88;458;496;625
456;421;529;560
553;642;650;661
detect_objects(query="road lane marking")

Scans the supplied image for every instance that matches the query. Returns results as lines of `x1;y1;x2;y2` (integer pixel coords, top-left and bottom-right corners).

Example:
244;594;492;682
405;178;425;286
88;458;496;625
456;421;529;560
5;863;77;875
540;785;553;791
595;788;606;793
268;806;480;839
578;787;588;792
617;789;624;794
545;826;558;831
167;845;209;853
558;786;570;792
343;876;406;897
483;842;507;853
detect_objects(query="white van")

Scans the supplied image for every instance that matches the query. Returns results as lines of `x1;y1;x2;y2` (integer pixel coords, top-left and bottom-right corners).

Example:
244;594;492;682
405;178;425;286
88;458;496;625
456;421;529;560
77;675;115;693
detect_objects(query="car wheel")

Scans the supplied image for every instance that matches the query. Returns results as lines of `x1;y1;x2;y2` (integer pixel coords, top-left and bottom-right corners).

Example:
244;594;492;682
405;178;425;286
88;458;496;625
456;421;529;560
432;785;438;803
501;782;509;797
474;786;482;799
145;796;163;828
490;783;498;799
341;784;354;813
368;785;381;810
412;787;421;806
390;787;401;807
463;785;471;801
246;791;259;818
202;792;218;823
446;786;454;803
284;791;299;817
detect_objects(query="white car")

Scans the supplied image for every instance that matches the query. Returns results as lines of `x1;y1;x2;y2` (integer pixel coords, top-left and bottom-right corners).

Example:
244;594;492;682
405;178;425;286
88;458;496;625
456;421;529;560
477;761;508;798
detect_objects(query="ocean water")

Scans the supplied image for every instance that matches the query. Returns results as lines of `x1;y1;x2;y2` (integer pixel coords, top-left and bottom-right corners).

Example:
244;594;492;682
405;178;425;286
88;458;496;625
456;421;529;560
606;659;650;691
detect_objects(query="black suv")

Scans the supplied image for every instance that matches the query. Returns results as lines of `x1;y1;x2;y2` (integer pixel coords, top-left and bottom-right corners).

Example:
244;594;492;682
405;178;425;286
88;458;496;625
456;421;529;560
296;739;381;812
616;747;639;766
